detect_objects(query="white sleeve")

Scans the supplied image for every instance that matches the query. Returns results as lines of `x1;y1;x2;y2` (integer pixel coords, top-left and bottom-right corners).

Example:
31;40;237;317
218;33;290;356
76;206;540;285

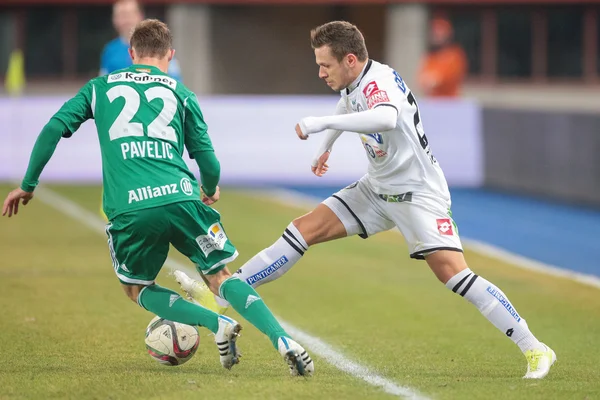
311;98;346;167
301;105;397;135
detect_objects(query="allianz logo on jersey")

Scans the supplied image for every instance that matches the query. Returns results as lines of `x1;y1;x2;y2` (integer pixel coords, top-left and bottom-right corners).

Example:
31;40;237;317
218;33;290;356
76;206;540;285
109;72;177;89
128;177;193;204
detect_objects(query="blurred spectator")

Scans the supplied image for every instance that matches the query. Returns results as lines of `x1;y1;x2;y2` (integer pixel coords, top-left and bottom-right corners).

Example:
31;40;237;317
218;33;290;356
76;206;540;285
99;0;182;80
418;17;467;97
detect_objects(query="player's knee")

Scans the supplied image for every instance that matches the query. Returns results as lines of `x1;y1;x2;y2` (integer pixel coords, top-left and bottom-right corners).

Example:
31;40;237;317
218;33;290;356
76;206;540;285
291;214;320;246
425;250;469;284
122;284;146;303
291;216;310;240
292;206;343;246
205;268;232;296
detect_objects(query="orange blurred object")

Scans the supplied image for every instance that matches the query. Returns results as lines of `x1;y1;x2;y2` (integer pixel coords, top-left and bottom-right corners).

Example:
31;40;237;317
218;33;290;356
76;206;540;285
418;18;468;97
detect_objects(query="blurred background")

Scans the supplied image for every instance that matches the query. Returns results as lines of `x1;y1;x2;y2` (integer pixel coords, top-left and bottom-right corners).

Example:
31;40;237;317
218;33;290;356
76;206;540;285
1;0;599;278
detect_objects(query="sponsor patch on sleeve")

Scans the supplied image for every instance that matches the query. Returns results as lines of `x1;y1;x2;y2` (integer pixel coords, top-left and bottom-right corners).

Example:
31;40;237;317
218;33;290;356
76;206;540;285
366;90;390;109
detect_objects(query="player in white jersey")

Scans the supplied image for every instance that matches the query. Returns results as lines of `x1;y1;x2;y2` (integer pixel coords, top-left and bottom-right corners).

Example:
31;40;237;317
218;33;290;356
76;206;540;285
173;21;556;379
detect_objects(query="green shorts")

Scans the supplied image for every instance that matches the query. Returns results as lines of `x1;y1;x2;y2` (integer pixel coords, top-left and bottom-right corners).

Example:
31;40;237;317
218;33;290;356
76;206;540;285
105;200;238;285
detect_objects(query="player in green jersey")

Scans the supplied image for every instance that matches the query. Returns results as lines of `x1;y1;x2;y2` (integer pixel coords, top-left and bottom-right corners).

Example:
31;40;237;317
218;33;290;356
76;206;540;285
2;19;313;377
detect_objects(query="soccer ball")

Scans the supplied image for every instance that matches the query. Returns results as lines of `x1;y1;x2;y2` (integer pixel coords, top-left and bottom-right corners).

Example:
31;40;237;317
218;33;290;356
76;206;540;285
144;316;200;366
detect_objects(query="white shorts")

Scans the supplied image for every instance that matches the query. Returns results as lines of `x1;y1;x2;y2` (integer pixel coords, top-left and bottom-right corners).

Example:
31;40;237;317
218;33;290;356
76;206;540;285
322;177;463;260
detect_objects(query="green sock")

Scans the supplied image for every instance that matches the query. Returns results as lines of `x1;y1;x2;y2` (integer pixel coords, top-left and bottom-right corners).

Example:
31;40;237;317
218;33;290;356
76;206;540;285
138;284;219;334
219;276;289;349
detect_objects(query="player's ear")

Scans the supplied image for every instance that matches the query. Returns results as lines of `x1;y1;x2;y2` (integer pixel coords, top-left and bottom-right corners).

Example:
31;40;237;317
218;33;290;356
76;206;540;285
346;53;357;68
168;49;175;62
128;47;135;62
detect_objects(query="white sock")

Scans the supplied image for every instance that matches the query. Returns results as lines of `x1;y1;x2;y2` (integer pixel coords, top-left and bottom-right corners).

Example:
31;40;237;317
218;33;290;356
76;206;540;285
214;223;307;308
446;268;543;353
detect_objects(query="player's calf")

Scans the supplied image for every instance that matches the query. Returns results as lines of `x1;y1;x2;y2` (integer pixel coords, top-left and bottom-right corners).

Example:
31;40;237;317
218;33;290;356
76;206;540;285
428;251;556;378
232;205;345;291
233;221;308;291
209;271;315;376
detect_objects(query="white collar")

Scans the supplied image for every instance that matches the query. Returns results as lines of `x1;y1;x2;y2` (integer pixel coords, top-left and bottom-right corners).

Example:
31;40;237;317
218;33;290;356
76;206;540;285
345;59;372;94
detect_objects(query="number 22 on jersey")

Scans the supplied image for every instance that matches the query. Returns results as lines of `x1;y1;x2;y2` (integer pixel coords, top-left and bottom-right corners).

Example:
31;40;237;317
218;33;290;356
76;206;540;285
106;85;178;143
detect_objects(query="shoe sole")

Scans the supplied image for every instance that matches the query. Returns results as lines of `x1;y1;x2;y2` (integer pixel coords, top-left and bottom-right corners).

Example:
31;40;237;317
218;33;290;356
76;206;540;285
285;350;306;376
172;273;193;296
229;323;243;367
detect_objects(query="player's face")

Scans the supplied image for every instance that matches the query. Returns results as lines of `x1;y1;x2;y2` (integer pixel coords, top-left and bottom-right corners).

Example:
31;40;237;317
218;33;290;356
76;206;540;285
315;46;353;91
113;1;143;39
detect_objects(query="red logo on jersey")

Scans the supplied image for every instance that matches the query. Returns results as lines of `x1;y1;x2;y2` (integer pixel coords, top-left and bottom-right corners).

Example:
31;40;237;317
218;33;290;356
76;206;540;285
375;147;388;157
436;219;454;235
363;81;379;97
366;90;390;109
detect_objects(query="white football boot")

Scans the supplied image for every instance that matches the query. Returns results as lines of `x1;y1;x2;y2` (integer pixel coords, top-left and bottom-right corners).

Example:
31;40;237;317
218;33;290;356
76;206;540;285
172;269;229;314
523;343;556;379
278;337;314;376
215;315;242;370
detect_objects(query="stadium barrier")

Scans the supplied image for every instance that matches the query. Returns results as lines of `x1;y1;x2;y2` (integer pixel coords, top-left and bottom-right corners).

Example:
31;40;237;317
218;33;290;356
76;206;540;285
482;108;600;206
0;95;483;188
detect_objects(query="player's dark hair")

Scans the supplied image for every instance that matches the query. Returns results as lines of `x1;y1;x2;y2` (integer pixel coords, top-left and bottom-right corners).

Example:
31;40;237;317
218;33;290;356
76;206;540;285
130;19;172;59
310;21;368;62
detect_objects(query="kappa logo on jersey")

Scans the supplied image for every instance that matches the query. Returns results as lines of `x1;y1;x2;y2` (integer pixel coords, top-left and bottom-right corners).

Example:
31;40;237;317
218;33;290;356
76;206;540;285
108;71;177;89
196;223;228;257
436;218;454;235
363;81;380;97
366;90;390;109
180;178;194;196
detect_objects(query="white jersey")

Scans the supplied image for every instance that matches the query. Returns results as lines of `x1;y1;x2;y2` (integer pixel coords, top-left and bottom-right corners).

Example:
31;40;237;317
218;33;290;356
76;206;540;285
340;60;450;200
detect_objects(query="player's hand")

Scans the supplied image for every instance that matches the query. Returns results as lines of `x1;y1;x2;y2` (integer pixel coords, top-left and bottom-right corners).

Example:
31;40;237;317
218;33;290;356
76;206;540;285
2;188;34;217
202;186;220;206
311;151;330;177
295;123;309;140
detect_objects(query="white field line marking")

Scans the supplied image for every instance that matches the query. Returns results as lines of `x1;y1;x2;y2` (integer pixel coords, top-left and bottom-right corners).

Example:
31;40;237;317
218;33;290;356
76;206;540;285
261;188;600;290
33;186;429;400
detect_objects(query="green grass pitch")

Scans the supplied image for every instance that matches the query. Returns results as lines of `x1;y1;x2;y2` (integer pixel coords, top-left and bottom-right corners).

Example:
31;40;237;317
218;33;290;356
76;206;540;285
0;184;599;399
